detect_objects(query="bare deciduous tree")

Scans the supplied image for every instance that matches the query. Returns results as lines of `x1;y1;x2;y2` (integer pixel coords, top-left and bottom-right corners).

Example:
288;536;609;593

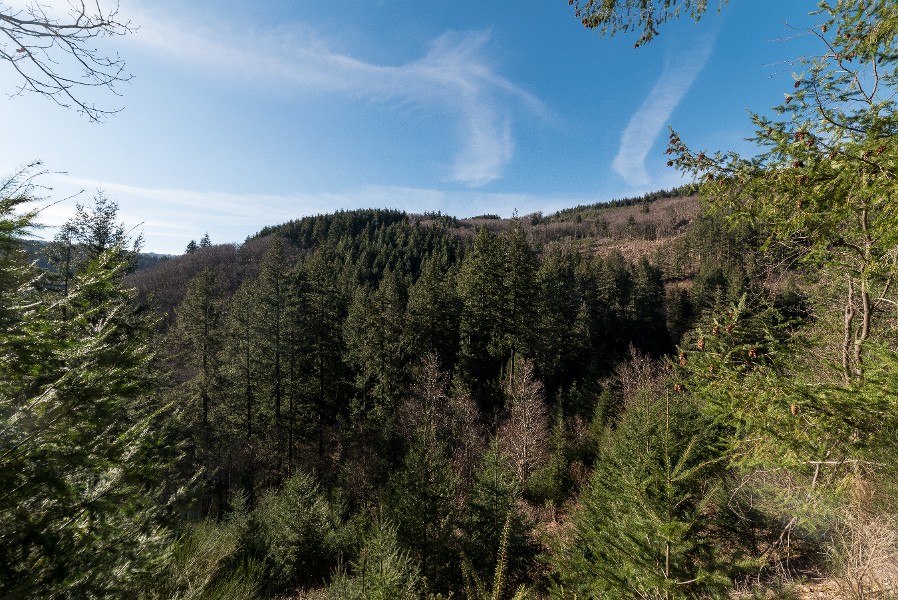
447;386;485;488
0;1;132;121
498;358;549;485
400;353;451;451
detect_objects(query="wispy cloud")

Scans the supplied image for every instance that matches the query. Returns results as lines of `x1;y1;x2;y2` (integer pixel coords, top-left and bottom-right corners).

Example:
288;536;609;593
126;8;545;187
612;37;715;187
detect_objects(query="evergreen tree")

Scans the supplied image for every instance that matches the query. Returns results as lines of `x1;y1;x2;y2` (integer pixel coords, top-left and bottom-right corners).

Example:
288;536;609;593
242;472;340;594
534;245;589;396
403;255;461;371
221;280;261;499
458;227;506;409
298;248;348;472
0;182;180;598
582;250;634;369
174;268;225;430
555;390;727;598
670;0;898;382
327;518;421;600
54;192;141;272
173;267;227;512
344;268;407;418
253;238;294;480
629;256;672;356
386;355;460;590
495;219;539;389
461;441;536;590
384;445;457;591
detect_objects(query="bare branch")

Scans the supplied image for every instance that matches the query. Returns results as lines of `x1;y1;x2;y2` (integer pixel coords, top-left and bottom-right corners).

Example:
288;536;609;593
0;1;133;121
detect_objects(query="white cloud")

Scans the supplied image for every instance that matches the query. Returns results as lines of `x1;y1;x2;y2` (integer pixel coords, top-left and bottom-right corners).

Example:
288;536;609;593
126;8;545;187
612;38;715;186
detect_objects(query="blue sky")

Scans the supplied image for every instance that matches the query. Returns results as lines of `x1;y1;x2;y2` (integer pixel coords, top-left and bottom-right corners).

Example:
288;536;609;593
2;0;821;254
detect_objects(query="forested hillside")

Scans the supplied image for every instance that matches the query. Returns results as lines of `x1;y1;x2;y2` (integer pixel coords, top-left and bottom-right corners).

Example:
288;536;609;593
3;1;898;598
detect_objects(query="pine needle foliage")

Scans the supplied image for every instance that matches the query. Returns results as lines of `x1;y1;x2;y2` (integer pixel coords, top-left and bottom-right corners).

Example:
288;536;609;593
554;388;728;598
461;516;531;600
327;518;421;600
460;441;537;592
0;173;183;598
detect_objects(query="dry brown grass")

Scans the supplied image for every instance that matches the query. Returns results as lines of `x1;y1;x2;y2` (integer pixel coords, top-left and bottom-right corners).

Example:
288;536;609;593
828;480;898;599
452;195;701;256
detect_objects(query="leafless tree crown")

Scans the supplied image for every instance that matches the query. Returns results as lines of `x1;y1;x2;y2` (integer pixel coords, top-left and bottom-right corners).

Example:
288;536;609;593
0;1;132;121
499;358;549;485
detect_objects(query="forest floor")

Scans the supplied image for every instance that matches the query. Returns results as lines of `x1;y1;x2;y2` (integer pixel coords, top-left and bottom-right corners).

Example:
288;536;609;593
733;578;897;599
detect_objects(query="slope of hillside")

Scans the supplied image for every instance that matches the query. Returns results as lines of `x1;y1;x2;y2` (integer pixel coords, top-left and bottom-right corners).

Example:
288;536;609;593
129;192;702;323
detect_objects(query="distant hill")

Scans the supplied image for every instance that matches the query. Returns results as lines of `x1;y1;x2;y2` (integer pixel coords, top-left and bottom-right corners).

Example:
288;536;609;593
127;189;702;326
22;239;172;272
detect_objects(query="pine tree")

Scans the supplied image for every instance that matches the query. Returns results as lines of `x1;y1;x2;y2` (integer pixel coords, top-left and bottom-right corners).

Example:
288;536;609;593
222;280;261;499
254;238;293;480
386;355;461;590
244;471;339;593
670;0;898;382
327;518;421;600
495;219;538;389
298;248;348;471
172;267;227;513
174;268;225;430
534;245;589;395
0;180;181;597
629;256;672;356
555;389;727;598
384;445;457;591
403;256;461;370
458;227;506;409
344;268;407;418
461;441;536;591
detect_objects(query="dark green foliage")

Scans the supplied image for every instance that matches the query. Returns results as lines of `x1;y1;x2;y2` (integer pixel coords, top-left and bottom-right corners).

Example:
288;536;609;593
172;267;227;514
666;286;694;344
5;1;898;597
344;269;407;415
533;246;589;395
495;220;539;383
461;442;537;591
629;257;672;355
173;267;225;429
403;256;462;370
384;445;458;590
385;355;462;590
0;181;181;598
256;208;464;289
458;227;507;408
252;239;294;481
555;390;728;598
239;472;342;594
327;518;421;600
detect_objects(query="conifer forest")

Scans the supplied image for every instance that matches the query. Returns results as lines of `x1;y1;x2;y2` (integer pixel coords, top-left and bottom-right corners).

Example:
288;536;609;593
3;1;898;598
